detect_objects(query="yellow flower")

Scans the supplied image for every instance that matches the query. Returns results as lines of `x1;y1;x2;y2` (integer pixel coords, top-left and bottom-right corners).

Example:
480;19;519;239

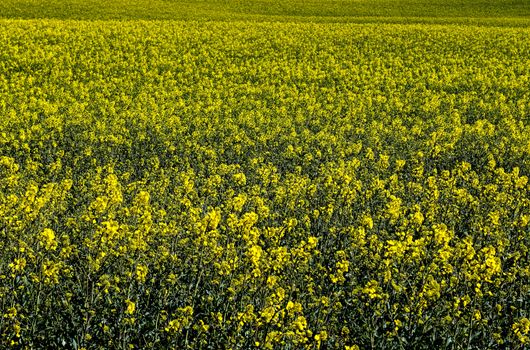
233;172;246;186
125;299;136;315
474;310;481;321
513;318;530;343
362;280;381;299
345;346;360;350
3;307;17;318
135;264;149;283
362;215;374;229
42;259;61;285
8;257;26;273
293;315;307;332
39;228;58;251
412;211;424;226
166;306;194;334
386;195;401;221
315;330;328;341
307;236;318;249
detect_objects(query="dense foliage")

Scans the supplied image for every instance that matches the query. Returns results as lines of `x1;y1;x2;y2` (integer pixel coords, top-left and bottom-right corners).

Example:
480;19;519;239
1;10;530;350
1;0;530;25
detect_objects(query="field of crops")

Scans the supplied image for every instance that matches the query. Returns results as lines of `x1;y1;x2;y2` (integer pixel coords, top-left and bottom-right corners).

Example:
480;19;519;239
1;1;530;349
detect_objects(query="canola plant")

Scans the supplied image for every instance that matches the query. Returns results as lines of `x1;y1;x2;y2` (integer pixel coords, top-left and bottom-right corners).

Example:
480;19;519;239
0;18;529;349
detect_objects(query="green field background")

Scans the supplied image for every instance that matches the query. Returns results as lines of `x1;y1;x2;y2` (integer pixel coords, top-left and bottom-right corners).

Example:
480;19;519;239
1;0;530;24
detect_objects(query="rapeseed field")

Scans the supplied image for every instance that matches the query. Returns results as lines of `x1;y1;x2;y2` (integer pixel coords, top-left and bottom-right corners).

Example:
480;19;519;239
0;1;530;349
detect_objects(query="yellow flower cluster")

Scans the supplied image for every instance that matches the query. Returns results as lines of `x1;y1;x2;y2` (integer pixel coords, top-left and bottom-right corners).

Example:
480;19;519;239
0;14;529;350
